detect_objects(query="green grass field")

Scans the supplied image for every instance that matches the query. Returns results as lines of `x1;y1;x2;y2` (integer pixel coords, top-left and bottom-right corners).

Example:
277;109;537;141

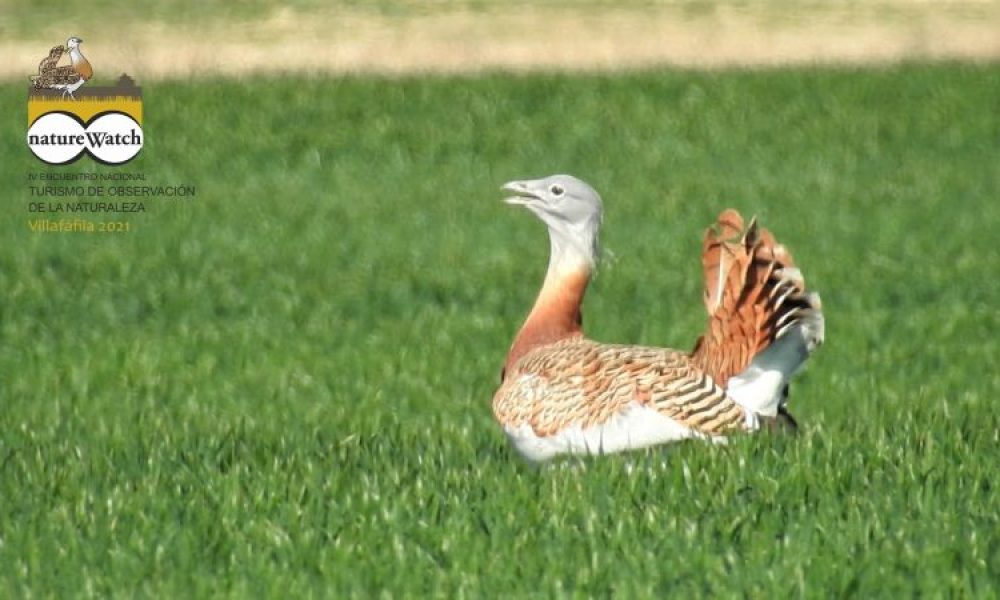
3;64;1000;596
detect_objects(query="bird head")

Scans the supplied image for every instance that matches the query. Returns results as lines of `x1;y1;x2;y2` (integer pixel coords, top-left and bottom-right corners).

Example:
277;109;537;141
66;37;83;50
502;174;604;269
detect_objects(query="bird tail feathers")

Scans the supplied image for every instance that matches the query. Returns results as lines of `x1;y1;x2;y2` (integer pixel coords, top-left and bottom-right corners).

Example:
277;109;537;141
690;209;824;418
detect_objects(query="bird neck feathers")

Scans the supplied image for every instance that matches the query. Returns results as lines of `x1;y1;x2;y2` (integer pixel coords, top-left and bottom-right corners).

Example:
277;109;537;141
544;216;600;275
503;224;597;375
504;267;589;376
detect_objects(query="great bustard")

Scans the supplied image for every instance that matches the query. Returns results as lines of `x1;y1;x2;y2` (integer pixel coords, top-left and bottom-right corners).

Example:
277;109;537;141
492;175;824;462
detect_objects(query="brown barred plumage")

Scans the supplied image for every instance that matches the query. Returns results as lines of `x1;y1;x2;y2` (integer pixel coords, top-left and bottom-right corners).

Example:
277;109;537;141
690;209;823;387
494;338;746;438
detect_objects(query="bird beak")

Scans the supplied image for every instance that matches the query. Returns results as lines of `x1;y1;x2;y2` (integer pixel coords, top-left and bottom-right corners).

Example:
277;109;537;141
501;180;540;206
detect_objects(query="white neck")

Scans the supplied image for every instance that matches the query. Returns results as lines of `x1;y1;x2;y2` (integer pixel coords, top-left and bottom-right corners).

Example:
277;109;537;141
544;218;600;282
69;48;84;63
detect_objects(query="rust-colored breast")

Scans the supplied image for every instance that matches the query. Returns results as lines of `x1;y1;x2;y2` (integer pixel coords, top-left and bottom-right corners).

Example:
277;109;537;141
77;60;93;80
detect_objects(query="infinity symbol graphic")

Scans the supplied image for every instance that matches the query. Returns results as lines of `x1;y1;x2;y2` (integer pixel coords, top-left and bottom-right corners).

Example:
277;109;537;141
27;111;143;165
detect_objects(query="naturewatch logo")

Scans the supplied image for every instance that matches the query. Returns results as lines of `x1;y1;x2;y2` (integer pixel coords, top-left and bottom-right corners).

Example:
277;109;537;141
27;37;144;166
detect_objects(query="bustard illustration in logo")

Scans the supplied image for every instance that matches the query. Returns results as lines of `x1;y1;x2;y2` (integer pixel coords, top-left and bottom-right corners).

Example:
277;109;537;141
30;37;93;99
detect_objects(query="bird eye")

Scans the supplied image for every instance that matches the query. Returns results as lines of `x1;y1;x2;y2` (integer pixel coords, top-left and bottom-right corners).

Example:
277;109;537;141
549;184;565;197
